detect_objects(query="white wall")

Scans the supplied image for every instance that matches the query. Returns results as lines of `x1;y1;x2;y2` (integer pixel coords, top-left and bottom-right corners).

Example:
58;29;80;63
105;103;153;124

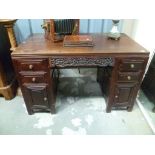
121;19;136;38
122;19;155;69
122;19;155;53
133;20;155;56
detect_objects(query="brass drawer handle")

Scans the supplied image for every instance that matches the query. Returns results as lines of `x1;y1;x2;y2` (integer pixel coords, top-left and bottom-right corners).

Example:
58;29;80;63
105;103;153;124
130;64;135;68
115;95;118;98
32;77;36;82
44;97;47;101
29;64;33;69
127;76;131;80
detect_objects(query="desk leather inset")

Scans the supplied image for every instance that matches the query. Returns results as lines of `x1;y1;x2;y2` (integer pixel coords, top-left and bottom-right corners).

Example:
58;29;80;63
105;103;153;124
11;33;149;114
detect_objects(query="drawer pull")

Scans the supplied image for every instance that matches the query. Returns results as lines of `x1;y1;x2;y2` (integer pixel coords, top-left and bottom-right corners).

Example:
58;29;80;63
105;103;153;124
29;64;33;69
32;77;36;82
127;76;131;80
130;64;135;68
44;97;47;101
115;95;118;98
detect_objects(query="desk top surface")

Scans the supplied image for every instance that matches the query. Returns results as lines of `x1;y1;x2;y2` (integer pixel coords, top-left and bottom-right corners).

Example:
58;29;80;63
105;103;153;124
12;33;149;56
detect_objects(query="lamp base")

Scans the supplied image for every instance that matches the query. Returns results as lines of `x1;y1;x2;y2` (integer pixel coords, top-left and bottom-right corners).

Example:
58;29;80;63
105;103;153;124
108;33;121;40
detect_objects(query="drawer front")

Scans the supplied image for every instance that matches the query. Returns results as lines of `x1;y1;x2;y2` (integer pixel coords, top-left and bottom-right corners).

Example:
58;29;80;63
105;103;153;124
16;58;48;71
19;72;48;84
119;59;144;72
118;72;141;82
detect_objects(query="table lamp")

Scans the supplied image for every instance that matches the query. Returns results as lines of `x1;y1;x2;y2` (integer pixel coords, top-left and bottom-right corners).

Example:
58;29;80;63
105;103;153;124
108;20;121;40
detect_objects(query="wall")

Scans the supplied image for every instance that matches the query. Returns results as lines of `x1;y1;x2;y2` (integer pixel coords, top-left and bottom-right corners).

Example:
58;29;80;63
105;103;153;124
133;20;155;55
121;19;137;38
14;19;31;44
14;19;123;43
121;19;155;68
122;19;155;53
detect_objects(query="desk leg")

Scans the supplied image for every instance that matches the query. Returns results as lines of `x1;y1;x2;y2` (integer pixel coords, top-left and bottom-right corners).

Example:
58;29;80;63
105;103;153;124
97;67;114;113
127;106;133;112
49;69;59;114
106;106;112;113
49;83;56;114
51;104;56;114
96;67;99;83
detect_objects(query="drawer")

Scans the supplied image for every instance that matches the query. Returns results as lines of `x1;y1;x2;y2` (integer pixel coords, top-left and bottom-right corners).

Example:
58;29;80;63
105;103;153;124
118;72;141;82
16;58;48;71
19;72;48;84
119;59;144;72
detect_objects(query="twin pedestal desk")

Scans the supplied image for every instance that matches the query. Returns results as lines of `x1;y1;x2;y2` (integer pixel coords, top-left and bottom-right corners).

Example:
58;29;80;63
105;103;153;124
11;34;149;115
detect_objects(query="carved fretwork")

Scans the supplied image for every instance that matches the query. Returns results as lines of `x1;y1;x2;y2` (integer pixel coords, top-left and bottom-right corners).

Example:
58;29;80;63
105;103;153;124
50;56;114;68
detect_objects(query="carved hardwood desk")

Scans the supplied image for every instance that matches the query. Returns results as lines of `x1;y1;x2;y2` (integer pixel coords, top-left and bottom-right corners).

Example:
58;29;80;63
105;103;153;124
11;33;149;114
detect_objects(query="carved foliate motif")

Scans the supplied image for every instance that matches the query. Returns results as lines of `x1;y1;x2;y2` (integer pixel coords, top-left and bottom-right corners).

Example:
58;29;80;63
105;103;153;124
50;56;114;67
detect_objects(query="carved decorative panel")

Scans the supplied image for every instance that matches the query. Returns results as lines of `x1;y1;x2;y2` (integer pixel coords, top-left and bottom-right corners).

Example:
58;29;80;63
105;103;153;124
50;56;114;68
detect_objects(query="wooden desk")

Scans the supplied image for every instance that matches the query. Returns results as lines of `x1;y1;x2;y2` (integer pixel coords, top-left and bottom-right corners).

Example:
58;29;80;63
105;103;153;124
11;33;149;114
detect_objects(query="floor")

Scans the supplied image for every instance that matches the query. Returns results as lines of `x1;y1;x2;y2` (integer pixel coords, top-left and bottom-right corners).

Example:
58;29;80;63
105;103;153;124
138;90;155;133
0;69;154;135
